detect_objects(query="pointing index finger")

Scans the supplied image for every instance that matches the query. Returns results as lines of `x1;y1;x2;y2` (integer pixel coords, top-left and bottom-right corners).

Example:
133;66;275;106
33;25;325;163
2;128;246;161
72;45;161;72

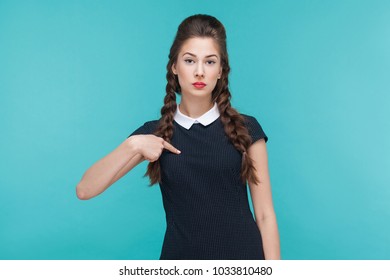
163;140;181;154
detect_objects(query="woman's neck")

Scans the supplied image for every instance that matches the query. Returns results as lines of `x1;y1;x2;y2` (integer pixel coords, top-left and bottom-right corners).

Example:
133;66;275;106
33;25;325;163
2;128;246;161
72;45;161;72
179;98;214;118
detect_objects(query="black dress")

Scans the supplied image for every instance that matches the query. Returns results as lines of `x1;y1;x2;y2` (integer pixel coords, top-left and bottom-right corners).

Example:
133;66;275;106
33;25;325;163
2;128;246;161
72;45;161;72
129;114;268;260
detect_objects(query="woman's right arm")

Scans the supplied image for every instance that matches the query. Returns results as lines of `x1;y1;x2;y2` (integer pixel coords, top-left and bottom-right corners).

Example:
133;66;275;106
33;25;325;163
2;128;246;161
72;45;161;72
76;135;180;200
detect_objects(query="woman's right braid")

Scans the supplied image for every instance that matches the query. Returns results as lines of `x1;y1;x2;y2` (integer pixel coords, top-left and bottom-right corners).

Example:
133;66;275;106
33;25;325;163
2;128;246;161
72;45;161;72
145;72;177;185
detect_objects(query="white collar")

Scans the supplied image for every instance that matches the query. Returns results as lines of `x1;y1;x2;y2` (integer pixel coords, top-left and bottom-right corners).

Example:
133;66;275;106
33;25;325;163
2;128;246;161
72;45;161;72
174;102;220;129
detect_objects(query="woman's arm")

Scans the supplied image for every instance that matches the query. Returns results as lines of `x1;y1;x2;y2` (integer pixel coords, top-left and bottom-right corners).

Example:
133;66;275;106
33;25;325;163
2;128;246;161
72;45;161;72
248;139;281;260
76;135;180;200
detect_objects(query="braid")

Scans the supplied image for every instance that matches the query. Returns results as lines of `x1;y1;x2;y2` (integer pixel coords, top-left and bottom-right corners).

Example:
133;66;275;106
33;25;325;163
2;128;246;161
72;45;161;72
145;70;177;185
215;76;260;186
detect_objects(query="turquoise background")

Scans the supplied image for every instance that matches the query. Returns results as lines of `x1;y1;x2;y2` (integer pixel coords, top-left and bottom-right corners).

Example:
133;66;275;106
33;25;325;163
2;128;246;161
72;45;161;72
1;0;389;260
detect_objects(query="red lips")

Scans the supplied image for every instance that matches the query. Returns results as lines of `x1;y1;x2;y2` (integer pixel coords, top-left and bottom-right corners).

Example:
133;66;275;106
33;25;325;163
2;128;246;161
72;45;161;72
192;82;206;89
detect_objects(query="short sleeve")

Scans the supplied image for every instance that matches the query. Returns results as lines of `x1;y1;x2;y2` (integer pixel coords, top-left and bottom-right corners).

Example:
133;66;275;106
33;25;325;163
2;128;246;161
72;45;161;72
127;120;159;138
242;114;268;144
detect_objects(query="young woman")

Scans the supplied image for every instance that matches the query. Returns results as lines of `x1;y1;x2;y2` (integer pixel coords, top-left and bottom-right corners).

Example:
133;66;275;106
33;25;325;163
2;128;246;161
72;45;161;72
76;14;280;260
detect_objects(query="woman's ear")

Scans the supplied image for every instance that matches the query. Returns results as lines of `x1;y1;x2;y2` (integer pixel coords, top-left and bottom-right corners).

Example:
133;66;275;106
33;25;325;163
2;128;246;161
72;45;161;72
172;63;177;75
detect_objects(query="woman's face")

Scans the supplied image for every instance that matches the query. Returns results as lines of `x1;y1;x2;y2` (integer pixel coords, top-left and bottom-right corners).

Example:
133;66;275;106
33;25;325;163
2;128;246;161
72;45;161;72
172;37;222;100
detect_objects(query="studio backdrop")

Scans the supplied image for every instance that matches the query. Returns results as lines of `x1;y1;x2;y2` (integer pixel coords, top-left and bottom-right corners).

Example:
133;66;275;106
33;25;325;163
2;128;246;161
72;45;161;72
0;0;389;259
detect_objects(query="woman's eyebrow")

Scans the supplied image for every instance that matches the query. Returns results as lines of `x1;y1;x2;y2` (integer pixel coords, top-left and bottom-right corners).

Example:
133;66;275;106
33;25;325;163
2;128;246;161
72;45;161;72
182;52;218;58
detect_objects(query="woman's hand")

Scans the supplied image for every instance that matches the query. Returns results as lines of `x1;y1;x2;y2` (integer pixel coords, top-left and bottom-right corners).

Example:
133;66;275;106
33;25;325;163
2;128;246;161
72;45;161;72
128;135;181;162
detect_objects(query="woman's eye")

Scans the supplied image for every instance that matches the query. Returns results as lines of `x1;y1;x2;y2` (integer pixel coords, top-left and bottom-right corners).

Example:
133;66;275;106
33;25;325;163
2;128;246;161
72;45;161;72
184;59;194;64
206;61;216;65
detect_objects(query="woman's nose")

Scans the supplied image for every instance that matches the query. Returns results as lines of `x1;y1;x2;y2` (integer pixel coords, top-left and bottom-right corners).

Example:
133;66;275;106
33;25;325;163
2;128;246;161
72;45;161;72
194;63;205;78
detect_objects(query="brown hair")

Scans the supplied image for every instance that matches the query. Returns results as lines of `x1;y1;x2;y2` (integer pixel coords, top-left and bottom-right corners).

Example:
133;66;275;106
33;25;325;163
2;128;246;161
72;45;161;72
145;14;260;186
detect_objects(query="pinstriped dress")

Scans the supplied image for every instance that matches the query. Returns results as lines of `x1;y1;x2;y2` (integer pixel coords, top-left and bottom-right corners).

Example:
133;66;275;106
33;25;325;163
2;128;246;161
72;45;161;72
129;113;268;260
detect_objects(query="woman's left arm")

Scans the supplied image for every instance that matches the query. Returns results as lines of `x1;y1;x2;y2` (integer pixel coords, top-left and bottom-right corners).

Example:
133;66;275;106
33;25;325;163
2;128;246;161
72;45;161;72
248;139;281;260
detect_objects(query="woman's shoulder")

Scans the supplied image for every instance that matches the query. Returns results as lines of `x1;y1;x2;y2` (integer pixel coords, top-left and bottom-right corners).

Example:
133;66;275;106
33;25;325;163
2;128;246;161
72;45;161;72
240;113;257;122
142;119;160;127
239;113;263;127
128;119;160;137
239;113;268;143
